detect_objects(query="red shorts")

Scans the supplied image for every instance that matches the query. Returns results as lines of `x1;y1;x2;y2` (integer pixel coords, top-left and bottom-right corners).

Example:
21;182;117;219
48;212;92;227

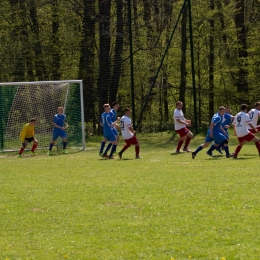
238;133;255;143
176;128;189;137
125;136;139;145
248;126;260;133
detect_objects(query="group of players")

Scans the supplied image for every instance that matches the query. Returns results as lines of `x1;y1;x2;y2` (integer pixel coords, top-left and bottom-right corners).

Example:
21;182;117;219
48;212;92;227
98;102;141;159
174;101;260;159
18;106;68;157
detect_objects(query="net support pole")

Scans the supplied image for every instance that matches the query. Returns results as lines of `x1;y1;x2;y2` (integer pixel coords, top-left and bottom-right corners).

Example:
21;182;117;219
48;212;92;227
136;0;187;130
127;0;136;129
79;80;86;150
0;86;3;148
187;0;198;134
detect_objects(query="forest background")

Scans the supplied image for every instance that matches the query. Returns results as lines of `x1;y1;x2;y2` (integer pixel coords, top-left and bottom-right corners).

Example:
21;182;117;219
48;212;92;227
0;0;259;134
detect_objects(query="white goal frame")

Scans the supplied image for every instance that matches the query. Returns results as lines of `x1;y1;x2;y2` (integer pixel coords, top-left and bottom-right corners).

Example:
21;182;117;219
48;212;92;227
0;80;86;150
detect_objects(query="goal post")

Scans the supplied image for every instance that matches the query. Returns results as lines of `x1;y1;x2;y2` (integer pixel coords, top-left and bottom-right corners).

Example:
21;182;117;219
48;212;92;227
0;80;85;152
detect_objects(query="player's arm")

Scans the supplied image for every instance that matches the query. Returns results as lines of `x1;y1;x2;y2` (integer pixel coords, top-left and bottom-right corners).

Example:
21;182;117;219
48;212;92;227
220;125;227;135
64;122;69;129
128;125;136;135
248;123;258;132
175;117;189;126
53;122;65;130
209;122;215;137
20;125;27;143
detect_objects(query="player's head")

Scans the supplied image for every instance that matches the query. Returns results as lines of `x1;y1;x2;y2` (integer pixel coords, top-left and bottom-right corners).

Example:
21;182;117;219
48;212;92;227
57;106;64;115
241;104;248;112
112;101;120;111
218;106;226;116
223;105;230;114
103;103;111;112
124;108;131;117
30;118;37;125
176;101;183;110
254;102;260;109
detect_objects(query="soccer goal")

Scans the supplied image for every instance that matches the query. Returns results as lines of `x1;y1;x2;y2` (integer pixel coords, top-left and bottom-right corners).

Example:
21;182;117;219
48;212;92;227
0;80;85;152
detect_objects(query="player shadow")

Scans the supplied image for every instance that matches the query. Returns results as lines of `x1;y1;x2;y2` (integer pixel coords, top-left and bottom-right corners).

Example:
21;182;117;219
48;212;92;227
233;157;255;160
170;152;186;156
242;154;258;157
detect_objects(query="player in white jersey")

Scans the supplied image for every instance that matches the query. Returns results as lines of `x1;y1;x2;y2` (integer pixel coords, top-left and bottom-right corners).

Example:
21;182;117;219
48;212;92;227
173;101;193;153
247;101;260;133
117;108;141;159
232;104;260;158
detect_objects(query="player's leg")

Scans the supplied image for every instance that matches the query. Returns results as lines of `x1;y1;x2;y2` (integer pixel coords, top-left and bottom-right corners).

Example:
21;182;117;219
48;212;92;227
99;138;107;156
103;142;112;157
175;128;188;153
62;136;68;154
18;140;28;156
48;131;59;155
30;138;38;155
113;128;119;153
108;138;118;159
233;139;246;159
117;139;131;159
183;130;193;152
192;141;211;159
250;135;260;155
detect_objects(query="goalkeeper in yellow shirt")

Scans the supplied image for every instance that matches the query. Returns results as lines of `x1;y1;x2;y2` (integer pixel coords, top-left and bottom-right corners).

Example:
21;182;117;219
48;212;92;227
18;118;38;156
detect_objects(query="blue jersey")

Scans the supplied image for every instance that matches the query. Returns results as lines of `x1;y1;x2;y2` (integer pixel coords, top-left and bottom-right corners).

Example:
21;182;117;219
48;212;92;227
210;113;223;133
101;112;113;135
110;109;117;122
54;114;66;129
221;113;232;130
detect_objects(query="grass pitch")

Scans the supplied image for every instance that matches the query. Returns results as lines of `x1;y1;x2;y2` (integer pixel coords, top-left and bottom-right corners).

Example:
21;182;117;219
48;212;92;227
1;132;260;259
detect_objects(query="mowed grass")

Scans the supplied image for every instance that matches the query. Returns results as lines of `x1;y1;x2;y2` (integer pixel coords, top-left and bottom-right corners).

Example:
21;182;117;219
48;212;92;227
1;132;260;260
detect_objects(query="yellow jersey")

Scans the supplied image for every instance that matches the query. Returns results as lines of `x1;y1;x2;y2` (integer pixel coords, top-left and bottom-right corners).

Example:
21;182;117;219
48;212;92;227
20;123;35;142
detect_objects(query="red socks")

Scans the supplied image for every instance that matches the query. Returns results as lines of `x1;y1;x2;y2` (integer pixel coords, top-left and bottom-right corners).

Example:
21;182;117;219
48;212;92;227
31;144;37;152
234;145;242;157
184;137;191;149
135;145;140;157
255;142;260;154
19;147;25;155
176;140;183;151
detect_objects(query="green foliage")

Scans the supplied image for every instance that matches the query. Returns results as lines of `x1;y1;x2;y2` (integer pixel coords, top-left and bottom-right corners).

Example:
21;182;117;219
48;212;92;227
1;133;260;259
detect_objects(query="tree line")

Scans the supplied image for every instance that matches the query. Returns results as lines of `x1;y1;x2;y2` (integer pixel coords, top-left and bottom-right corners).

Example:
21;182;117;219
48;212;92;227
0;0;260;133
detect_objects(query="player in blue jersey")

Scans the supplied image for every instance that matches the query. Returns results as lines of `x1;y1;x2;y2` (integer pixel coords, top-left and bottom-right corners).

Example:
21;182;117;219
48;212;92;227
99;103;118;159
99;102;120;157
47;106;68;155
216;106;234;154
192;106;232;159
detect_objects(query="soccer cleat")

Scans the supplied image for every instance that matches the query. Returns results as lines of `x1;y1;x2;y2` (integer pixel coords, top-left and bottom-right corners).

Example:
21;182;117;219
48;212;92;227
30;151;37;156
47;150;52;156
109;155;116;159
62;149;68;154
103;154;109;159
175;150;181;154
135;156;142;159
226;153;234;158
233;155;238;159
18;154;22;158
206;151;213;157
118;151;122;159
191;152;196;159
183;148;191;152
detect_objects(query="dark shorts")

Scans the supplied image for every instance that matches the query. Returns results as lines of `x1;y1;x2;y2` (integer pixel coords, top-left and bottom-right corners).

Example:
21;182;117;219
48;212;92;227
25;137;34;143
238;133;255;143
175;128;189;137
125;136;139;145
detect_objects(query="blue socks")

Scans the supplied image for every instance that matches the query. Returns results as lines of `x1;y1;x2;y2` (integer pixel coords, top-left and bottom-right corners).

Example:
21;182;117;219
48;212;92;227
104;143;112;154
109;144;117;158
49;143;54;151
207;144;216;153
194;145;203;155
100;141;106;153
63;142;67;149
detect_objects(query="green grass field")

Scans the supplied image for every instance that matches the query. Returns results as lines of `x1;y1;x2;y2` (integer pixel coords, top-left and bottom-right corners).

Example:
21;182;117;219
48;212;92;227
1;132;260;260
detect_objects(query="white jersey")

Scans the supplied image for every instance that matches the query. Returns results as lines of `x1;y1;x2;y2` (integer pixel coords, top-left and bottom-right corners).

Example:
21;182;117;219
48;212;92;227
174;108;185;130
248;109;260;128
120;115;134;140
233;111;251;137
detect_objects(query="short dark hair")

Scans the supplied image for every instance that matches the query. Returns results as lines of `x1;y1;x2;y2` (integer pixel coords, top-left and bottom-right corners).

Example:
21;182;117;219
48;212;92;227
112;101;119;107
30;118;37;122
241;104;248;110
255;102;260;108
124;108;131;113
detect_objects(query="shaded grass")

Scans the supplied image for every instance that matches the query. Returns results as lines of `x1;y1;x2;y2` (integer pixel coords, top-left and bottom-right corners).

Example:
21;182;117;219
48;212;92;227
1;132;260;259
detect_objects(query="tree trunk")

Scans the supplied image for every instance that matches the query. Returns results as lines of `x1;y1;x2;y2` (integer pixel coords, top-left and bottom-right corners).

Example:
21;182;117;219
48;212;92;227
234;0;248;103
109;0;124;104
209;0;215;120
179;3;187;114
98;0;111;116
78;0;96;127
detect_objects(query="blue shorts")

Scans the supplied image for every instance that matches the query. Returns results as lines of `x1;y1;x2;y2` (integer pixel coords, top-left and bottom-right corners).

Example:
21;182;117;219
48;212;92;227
104;133;116;142
52;129;67;140
112;127;118;136
205;130;227;145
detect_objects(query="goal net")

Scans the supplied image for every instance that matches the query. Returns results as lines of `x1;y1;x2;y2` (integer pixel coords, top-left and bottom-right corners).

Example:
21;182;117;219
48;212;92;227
0;80;85;152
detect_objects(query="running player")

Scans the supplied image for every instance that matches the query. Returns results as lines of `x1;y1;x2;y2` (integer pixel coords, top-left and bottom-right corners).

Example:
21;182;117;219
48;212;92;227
233;104;260;158
117;108;141;159
100;104;118;159
47;106;68;155
247;102;260;133
99;102;120;157
18;118;38;157
192;106;232;159
173;101;193;153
